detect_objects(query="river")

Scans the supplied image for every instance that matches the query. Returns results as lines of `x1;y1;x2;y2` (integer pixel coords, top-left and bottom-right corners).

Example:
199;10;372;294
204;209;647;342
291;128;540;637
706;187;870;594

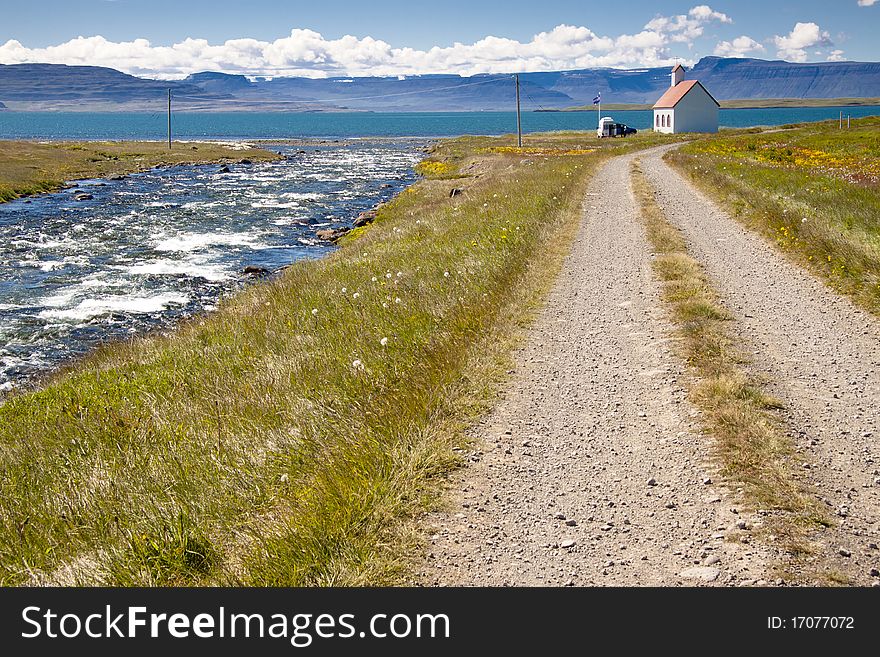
0;142;422;389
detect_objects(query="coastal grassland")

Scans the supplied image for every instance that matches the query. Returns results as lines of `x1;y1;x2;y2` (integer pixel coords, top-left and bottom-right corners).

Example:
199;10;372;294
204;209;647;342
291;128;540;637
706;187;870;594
0;131;680;586
718;98;880;109
631;160;829;571
560;98;880;111
0;140;280;202
665;117;880;315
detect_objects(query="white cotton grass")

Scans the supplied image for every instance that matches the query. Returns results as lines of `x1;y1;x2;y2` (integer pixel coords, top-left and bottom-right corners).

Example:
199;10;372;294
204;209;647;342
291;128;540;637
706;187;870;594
311;308;318;316
341;287;347;293
394;297;401;304
353;292;360;300
372;276;378;282
352;359;364;371
380;337;389;347
444;271;450;278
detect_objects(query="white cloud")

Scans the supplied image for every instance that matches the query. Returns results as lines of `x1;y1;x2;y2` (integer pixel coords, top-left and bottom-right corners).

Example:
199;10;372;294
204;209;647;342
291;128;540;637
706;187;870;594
773;22;833;62
713;35;765;57
646;5;732;43
689;5;733;23
827;49;847;61
857;1;877;7
0;8;736;79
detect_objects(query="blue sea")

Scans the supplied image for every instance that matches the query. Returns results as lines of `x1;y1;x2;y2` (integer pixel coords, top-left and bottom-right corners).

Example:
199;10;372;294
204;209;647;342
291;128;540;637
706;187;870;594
1;106;879;140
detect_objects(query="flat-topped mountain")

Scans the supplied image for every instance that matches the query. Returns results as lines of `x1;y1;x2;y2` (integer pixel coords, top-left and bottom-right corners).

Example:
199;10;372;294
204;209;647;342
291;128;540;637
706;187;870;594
2;57;879;111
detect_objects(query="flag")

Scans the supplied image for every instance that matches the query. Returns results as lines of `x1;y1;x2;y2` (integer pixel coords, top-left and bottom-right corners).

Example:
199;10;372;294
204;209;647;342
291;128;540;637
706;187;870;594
593;93;601;105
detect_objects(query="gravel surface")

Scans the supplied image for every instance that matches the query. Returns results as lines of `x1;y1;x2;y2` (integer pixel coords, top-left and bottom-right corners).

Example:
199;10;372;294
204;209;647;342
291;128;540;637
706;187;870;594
420;151;781;587
640;147;880;586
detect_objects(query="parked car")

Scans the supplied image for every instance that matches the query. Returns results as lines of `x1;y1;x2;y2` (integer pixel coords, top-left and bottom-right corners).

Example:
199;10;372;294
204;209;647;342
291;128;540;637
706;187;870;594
597;117;638;138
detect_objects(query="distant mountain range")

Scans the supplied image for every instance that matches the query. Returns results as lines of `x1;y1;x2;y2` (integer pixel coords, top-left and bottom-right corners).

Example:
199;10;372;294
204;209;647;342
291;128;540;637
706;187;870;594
2;57;879;112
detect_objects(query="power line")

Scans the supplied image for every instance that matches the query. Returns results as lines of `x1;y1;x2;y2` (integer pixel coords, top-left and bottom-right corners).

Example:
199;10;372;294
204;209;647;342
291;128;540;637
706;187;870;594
522;91;546;112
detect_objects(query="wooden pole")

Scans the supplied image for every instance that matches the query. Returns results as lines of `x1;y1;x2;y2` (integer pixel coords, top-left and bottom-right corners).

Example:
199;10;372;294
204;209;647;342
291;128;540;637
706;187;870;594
167;89;172;150
515;74;522;148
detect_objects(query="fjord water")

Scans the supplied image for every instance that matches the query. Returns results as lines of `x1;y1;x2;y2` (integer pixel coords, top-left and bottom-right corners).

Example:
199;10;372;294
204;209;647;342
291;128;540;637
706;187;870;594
0;143;422;389
2;106;880;140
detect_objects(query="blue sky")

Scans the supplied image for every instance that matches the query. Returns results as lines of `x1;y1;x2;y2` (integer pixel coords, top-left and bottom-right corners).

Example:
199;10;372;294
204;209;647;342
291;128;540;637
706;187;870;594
0;1;877;78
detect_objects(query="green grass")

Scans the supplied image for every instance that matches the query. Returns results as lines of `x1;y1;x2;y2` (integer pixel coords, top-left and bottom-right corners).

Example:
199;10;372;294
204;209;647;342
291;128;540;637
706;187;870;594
665;116;880;315
0;130;686;586
559;98;880;112
631;160;830;573
0;140;280;202
719;98;880;109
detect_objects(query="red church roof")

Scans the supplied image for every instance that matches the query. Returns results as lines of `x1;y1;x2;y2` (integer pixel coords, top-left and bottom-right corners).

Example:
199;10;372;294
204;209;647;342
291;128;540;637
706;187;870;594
653;80;720;109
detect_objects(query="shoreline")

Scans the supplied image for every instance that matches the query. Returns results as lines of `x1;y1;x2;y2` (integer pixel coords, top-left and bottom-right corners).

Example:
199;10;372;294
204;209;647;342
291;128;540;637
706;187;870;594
0;140;282;203
0;141;421;395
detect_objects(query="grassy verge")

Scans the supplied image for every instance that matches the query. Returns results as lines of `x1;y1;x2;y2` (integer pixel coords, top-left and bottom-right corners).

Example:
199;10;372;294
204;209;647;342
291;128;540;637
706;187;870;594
0;140;280;202
0;131;684;586
665;117;880;315
631;159;829;569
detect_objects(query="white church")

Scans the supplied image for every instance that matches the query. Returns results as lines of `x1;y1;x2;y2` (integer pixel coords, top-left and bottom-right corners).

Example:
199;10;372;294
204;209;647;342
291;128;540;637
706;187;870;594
653;64;719;134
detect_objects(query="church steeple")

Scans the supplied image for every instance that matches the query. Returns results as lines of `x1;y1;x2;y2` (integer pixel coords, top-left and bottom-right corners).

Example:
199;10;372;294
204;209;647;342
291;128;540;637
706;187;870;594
671;63;685;87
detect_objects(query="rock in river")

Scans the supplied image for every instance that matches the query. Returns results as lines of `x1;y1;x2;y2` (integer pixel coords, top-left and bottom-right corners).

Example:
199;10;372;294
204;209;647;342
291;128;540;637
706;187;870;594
316;228;350;243
353;209;379;228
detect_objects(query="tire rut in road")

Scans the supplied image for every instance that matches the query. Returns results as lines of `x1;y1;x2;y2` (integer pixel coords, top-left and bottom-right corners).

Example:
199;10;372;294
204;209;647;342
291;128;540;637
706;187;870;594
640;148;880;586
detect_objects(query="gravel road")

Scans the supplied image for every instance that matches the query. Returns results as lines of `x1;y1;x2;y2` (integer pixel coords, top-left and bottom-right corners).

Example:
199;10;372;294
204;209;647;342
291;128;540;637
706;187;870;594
639;148;880;586
421;151;782;587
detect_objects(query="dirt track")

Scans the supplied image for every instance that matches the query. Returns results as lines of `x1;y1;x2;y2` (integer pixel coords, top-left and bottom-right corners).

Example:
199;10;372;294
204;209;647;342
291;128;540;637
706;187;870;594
639;147;880;586
421;146;880;587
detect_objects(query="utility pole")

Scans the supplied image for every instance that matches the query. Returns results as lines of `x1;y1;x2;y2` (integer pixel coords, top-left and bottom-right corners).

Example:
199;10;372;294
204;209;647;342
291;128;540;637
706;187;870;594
167;89;172;150
514;73;522;148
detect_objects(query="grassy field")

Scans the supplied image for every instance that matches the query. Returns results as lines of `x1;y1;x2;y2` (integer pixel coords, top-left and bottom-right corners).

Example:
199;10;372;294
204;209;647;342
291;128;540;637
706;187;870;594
665;117;880;315
719;98;880;109
558;97;880;112
0;140;280;202
631;161;828;570
0;130;686;586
